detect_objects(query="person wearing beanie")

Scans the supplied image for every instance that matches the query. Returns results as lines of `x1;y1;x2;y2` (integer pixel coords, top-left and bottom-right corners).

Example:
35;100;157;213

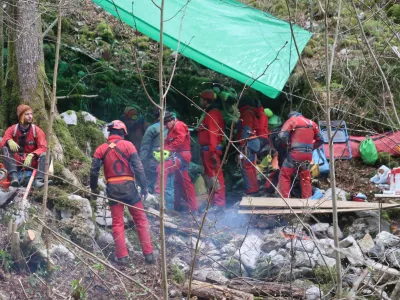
198;90;226;209
154;111;198;214
120;106;150;151
0;104;48;189
139;109;174;206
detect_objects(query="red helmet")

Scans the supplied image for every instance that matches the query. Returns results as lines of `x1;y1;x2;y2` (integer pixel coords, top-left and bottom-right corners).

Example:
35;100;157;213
107;120;127;135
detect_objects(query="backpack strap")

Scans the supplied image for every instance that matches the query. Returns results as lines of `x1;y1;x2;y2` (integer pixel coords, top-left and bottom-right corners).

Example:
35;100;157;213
101;140;130;162
12;124;36;138
12;124;19;138
32;124;36;138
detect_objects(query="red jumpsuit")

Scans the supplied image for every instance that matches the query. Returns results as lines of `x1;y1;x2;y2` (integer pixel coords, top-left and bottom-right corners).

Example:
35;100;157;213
90;135;153;259
155;120;198;212
198;106;226;207
278;114;323;198
237;105;260;194
0;124;48;181
255;106;269;149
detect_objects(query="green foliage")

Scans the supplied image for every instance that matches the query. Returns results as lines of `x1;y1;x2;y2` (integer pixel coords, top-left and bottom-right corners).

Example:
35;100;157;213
315;265;336;284
91;263;105;272
0;249;13;272
170;264;186;284
387;4;400;24
71;279;87;300
96;20;114;42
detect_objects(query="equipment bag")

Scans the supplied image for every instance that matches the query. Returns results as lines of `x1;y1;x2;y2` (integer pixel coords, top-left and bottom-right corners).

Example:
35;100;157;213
312;148;330;177
359;137;378;165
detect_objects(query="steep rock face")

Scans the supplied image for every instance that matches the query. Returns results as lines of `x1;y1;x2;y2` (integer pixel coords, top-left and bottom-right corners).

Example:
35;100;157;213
59;194;95;250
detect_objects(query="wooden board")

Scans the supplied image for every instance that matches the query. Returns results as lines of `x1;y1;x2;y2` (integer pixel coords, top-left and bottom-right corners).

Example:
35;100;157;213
375;194;400;198
239;208;373;215
240;197;400;209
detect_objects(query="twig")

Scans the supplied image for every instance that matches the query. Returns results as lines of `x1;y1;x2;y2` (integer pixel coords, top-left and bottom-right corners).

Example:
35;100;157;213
18;278;29;300
324;0;342;296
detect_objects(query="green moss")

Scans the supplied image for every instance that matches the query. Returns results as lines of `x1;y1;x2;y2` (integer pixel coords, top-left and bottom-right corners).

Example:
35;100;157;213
303;46;314;58
315;265;336;284
53;161;64;177
170;264;185;284
96;20;114;42
53;118;88;164
34;186;80;212
67;111;106;157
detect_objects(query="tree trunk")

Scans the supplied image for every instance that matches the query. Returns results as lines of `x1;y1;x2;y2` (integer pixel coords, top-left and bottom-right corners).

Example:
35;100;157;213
183;280;254;300
1;0;48;127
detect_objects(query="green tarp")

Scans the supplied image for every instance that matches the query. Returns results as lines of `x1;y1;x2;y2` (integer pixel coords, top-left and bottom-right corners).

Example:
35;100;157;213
93;0;312;98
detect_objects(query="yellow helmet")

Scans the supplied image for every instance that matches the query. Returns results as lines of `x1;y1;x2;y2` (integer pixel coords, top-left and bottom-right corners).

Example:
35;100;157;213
153;150;171;162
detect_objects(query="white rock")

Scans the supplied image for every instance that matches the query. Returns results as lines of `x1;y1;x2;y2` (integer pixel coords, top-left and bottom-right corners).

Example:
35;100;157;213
50;244;75;261
167;235;186;250
312;252;337;268
343;244;364;266
327;226;343;240
97;230;114;248
340;236;356;248
171;256;189;272
234;234;263;273
311;223;330;232
315;239;336;258
221;244;236;255
294;251;315;268
60;110;77;125
81;111;97;123
286;240;315;253
375;231;400;248
306;285;323;300
358;233;375;253
191;237;205;250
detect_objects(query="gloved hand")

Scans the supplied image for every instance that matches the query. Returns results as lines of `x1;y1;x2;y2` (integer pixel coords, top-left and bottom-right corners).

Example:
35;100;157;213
23;153;34;167
90;189;99;201
7;139;20;153
141;189;148;201
210;152;218;168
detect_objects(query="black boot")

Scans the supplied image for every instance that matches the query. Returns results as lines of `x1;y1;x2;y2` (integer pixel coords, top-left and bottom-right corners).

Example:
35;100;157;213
144;253;154;264
9;172;19;188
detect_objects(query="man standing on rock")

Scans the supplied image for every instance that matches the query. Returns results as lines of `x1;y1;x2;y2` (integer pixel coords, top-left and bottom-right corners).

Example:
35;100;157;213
278;111;323;198
0;105;49;189
155;112;198;214
90;120;154;264
198;90;226;209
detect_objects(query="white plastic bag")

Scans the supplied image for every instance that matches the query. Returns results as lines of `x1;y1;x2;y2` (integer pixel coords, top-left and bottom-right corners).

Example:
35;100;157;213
370;165;390;184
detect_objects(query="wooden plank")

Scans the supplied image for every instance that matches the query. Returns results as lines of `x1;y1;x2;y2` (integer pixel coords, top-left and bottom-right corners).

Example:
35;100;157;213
375;194;400;198
238;208;373;215
240;197;400;209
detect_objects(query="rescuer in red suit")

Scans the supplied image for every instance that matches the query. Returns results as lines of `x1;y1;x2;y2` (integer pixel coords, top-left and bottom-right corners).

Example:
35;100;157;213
278;111;323;198
198;90;226;208
237;99;261;195
90;120;154;264
0;104;48;189
255;100;269;151
154;112;198;213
